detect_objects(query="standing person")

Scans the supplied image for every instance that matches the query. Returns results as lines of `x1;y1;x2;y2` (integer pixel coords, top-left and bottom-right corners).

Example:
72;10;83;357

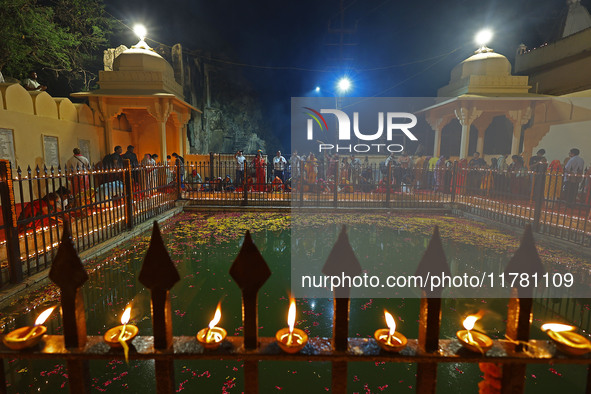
273;151;287;182
122;145;139;184
172;152;185;188
350;154;361;185
564;148;584;206
66;148;91;195
66;148;90;170
253;150;266;192
102;146;123;168
235;150;246;187
122;145;139;167
467;152;486;194
22;71;47;91
140;153;154;192
528;149;546;169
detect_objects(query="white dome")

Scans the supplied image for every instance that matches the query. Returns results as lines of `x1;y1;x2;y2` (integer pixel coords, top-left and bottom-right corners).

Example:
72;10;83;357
113;46;174;75
450;51;512;81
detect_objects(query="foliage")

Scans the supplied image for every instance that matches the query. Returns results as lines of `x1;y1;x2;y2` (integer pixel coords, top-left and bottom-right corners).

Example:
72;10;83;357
0;0;116;90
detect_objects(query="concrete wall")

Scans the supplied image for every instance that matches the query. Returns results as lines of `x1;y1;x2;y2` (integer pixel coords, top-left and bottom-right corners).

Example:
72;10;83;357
0;83;104;170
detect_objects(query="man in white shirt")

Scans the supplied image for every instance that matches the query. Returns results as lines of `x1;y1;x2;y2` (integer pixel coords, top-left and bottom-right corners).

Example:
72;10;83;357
273;151;287;182
235;150;246;186
66;148;90;195
65;148;90;170
23;71;47;91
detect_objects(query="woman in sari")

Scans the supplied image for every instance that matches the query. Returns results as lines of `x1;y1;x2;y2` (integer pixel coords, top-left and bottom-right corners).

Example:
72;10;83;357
253;150;266;192
305;153;318;186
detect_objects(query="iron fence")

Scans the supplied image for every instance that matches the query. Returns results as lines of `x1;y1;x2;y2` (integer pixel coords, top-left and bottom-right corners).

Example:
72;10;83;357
0;160;177;287
1;156;591;287
182;159;591;244
0;222;589;394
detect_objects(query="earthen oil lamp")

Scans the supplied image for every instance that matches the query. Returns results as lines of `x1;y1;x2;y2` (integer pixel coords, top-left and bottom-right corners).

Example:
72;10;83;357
374;310;407;352
542;323;591;356
275;299;308;353
196;303;227;350
3;306;55;350
456;315;493;353
103;306;138;349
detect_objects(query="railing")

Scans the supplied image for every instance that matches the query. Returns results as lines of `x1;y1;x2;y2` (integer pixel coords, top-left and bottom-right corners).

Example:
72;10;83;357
182;159;591;244
1;157;590;288
0;159;177;287
0;222;589;394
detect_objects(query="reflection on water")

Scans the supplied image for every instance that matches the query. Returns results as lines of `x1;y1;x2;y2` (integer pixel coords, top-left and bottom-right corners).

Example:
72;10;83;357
0;212;587;393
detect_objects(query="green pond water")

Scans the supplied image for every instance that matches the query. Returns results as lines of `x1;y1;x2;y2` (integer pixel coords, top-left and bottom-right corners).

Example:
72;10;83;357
0;212;587;393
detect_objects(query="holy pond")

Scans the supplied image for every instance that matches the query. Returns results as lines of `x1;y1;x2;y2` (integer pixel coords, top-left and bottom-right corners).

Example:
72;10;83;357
0;212;588;393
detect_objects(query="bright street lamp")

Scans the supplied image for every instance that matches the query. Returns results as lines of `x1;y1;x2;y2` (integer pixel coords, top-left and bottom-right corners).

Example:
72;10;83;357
475;29;493;48
336;77;352;94
133;24;147;41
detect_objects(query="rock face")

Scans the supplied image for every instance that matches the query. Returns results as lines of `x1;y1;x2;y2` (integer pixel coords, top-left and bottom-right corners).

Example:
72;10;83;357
162;44;269;154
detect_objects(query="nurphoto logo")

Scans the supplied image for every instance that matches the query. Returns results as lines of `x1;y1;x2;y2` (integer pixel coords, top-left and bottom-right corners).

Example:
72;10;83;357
304;107;418;153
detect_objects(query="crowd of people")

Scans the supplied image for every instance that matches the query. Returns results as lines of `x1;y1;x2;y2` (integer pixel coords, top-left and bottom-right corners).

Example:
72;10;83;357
16;145;590;230
281;147;590;205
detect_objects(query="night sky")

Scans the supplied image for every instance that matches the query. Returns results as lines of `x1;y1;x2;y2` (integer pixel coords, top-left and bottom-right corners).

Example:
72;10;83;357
105;0;584;148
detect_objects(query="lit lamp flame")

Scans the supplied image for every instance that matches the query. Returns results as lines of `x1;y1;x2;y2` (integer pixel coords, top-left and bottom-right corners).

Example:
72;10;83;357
118;306;133;362
384;310;401;345
542;322;591;355
287;299;296;345
275;298;308;353
118;306;132;341
463;315;479;345
35;307;56;326
22;306;55;341
541;323;575;333
206;303;222;343
373;309;406;351
2;306;55;349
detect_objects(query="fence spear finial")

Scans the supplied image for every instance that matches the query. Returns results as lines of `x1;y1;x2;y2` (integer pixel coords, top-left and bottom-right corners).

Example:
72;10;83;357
139;221;180;350
230;230;271;350
505;224;545;299
49;222;88;348
322;226;362;354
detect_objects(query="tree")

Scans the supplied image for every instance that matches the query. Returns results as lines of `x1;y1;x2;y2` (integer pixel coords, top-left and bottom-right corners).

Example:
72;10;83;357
0;0;115;91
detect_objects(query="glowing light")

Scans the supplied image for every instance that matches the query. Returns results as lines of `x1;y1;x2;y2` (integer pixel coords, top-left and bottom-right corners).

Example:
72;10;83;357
384;310;396;337
133;24;147;40
542;323;575;332
463;315;479;331
337;77;352;94
35;307;56;326
287;299;296;334
475;29;493;47
315;86;320;93
120;306;132;325
208;303;222;329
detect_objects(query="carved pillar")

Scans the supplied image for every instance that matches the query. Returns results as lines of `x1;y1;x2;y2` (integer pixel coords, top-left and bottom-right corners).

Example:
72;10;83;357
150;99;173;161
473;114;493;156
507;107;532;156
430;118;444;157
427;115;453;158
95;97;119;157
455;107;482;159
181;125;187;156
476;129;485;156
